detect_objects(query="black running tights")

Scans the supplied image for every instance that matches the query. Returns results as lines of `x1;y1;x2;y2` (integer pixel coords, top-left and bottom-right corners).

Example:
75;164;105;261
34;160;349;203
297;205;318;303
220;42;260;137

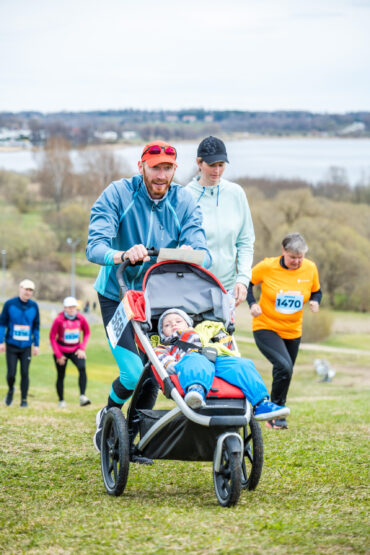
6;344;31;400
253;329;301;406
53;351;87;401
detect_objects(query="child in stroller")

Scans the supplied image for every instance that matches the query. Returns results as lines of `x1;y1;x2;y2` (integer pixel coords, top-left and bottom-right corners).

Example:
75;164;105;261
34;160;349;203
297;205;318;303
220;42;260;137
155;308;290;420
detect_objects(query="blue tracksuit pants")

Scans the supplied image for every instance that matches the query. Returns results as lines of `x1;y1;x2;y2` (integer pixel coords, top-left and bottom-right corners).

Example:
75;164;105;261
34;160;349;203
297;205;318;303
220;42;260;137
175;352;268;407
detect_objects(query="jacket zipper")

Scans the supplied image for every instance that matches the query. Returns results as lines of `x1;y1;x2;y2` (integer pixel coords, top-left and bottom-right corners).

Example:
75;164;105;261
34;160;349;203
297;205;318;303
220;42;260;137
131;204;155;289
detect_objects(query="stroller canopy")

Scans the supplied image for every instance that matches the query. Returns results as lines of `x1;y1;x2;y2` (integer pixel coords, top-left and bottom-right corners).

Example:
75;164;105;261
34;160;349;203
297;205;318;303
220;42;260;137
142;261;232;329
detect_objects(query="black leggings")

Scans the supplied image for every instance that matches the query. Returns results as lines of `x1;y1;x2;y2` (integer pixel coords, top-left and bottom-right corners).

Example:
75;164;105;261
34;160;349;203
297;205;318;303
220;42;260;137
6;344;31;399
53;351;87;401
253;329;301;406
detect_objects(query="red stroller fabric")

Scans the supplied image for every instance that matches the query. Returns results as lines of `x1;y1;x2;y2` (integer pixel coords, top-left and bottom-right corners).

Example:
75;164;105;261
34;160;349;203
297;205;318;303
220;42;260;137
151;367;245;399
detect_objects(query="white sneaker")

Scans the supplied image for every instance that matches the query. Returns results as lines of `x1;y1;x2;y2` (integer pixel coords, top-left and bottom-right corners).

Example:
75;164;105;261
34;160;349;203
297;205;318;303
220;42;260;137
93;407;108;452
80;394;91;407
58;400;66;409
184;384;206;409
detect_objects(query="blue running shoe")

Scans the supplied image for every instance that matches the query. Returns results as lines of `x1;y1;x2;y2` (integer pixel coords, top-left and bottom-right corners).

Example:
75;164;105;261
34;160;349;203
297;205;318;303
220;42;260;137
184;384;206;409
254;399;290;421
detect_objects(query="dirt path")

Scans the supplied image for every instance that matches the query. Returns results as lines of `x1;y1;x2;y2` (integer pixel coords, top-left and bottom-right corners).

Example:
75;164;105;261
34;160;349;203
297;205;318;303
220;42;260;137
235;335;370;357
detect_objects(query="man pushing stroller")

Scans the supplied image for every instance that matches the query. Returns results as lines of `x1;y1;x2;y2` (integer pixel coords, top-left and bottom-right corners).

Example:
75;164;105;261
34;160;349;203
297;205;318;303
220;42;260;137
155;308;290;420
86;140;211;457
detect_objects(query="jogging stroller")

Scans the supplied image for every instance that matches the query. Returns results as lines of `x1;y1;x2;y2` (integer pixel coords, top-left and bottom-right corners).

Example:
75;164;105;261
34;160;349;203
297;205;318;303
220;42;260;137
100;249;263;507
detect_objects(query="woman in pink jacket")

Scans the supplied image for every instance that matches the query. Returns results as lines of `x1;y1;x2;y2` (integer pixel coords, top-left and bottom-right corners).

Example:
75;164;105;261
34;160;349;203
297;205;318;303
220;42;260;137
49;296;91;408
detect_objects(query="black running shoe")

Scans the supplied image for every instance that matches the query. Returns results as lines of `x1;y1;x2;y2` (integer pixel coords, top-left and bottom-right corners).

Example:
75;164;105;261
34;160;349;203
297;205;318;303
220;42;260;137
266;418;288;429
20;399;28;408
5;387;14;406
130;453;154;466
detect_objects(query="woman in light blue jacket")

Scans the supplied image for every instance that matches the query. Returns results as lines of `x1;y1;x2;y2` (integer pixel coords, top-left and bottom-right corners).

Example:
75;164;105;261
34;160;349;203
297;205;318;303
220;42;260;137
187;136;255;306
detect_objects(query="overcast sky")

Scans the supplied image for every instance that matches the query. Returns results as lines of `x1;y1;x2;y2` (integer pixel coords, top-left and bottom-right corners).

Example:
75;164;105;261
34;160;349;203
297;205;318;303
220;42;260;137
1;0;369;113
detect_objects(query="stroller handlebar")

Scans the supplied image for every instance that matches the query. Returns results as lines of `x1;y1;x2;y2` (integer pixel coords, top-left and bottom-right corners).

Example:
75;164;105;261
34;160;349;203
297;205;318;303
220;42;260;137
116;248;159;298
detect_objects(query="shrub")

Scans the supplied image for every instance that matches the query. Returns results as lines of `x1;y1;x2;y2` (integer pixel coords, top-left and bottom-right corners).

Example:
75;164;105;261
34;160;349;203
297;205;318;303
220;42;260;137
0;170;33;212
302;307;333;342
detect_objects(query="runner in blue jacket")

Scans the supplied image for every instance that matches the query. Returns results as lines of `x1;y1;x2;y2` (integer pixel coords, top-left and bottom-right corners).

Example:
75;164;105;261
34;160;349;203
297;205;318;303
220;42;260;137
0;279;40;407
86;140;211;458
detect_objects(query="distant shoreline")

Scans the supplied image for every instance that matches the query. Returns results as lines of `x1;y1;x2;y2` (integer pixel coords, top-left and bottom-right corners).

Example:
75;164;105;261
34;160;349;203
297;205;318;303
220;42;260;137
1;133;368;154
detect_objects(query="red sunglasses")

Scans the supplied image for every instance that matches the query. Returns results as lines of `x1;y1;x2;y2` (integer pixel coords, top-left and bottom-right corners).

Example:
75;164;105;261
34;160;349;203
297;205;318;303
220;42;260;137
142;145;177;158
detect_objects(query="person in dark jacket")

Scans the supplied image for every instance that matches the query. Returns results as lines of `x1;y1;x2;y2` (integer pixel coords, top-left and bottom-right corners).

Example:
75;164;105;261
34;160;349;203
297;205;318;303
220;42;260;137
0;279;40;407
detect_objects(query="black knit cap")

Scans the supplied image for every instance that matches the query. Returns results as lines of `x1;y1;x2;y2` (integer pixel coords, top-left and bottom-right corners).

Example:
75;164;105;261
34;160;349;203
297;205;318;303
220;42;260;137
197;136;229;164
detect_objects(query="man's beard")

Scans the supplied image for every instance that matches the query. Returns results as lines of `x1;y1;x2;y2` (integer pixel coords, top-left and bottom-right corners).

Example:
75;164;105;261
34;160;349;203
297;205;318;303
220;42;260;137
142;166;172;199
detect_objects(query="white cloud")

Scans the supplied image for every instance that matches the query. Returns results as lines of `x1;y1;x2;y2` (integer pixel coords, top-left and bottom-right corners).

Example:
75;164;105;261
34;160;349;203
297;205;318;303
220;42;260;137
0;0;369;112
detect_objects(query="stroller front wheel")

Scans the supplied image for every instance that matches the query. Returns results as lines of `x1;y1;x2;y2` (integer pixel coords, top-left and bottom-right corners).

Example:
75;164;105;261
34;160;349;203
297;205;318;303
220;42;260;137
241;416;263;490
101;408;130;496
213;437;242;507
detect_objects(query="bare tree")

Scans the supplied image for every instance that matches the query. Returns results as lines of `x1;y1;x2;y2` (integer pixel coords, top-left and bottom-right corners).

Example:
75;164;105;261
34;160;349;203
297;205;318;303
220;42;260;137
77;148;131;199
36;136;73;211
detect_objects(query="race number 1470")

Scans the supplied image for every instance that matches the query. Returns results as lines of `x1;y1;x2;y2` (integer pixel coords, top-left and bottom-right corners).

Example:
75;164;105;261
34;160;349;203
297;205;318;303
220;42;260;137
275;293;303;314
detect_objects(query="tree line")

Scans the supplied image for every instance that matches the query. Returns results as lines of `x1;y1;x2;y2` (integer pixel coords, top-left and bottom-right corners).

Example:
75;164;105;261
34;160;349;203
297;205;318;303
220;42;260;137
1;108;369;146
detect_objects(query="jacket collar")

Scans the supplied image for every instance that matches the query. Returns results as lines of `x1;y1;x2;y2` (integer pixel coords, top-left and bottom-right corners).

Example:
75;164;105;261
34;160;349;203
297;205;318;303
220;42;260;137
191;175;226;194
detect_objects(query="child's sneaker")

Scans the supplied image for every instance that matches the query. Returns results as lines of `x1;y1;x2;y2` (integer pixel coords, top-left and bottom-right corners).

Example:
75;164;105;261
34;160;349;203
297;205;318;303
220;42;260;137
80;394;91;407
184;384;206;409
93;406;108;452
254;399;290;421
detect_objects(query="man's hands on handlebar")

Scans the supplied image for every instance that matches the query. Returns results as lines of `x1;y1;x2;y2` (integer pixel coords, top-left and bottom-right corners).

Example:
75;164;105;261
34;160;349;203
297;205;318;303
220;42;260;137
113;244;194;265
123;244;151;264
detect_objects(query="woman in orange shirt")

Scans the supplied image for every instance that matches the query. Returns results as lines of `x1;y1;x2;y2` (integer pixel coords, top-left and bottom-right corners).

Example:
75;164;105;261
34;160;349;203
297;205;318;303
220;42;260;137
247;233;322;429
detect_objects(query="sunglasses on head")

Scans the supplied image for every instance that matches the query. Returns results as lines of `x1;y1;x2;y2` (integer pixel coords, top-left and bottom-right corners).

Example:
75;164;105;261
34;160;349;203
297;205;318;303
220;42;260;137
142;145;177;158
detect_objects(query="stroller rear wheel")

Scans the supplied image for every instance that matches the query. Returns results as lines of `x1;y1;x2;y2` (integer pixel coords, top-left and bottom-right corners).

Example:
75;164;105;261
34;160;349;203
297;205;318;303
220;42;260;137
241;415;263;490
213;437;242;507
101;408;130;496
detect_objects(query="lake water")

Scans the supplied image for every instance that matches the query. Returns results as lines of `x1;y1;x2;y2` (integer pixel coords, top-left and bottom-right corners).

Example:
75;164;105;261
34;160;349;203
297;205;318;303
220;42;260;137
1;137;369;186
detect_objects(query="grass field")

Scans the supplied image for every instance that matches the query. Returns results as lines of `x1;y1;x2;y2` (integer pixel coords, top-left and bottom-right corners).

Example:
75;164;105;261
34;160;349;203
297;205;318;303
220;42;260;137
0;316;369;554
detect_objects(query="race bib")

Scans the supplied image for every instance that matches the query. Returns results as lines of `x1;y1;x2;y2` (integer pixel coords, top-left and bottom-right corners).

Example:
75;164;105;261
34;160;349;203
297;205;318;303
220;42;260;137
106;301;130;349
275;291;304;314
13;325;31;341
63;328;80;345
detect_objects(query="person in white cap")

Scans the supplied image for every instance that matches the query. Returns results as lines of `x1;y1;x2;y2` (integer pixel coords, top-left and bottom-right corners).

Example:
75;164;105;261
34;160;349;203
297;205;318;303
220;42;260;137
0;279;40;407
49;296;91;408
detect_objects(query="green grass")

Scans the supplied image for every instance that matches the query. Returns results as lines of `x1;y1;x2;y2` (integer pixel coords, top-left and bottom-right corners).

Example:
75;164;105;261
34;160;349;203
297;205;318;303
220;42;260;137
75;263;100;279
0;323;369;554
21;209;44;229
322;333;370;350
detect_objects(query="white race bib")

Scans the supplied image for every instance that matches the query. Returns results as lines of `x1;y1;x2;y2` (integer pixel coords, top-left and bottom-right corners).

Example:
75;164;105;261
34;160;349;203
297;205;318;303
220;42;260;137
107;301;130;349
13;324;31;341
63;328;80;344
275;292;303;314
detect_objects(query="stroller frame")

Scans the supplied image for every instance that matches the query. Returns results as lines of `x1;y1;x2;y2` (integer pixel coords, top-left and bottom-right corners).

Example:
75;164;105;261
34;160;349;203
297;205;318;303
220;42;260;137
100;251;263;507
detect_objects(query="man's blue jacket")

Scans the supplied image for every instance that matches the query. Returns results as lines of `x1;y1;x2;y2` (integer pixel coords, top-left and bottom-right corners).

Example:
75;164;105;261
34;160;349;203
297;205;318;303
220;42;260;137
0;297;40;348
86;175;212;301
